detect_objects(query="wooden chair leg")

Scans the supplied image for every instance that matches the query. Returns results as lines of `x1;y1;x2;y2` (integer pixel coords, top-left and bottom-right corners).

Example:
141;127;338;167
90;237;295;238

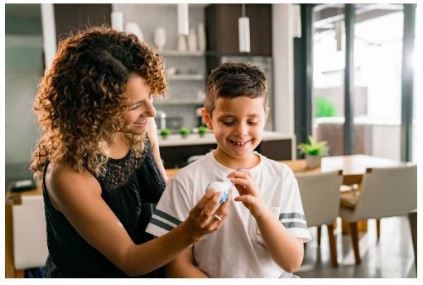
317;225;322;246
327;223;338;268
408;211;417;270
376;219;381;241
349;222;361;265
15;270;25;278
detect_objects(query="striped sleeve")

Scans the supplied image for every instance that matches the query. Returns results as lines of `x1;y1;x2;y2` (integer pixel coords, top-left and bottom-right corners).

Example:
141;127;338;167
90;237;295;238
146;178;191;237
279;169;312;242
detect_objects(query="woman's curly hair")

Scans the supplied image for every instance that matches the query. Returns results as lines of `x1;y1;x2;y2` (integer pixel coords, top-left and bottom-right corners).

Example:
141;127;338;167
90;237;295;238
30;26;167;179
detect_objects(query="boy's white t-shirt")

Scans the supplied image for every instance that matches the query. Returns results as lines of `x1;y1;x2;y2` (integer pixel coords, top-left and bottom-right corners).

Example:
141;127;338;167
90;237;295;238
146;151;312;278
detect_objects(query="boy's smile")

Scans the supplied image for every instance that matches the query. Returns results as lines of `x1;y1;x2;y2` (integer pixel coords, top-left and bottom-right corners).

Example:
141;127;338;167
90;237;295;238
203;96;268;169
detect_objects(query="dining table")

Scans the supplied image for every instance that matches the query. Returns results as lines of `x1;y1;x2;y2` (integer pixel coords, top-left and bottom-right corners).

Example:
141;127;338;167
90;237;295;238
282;154;408;184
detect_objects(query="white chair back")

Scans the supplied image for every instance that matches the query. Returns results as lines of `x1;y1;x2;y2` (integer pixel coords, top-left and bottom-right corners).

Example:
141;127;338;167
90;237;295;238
296;170;343;227
354;164;417;220
12;195;48;270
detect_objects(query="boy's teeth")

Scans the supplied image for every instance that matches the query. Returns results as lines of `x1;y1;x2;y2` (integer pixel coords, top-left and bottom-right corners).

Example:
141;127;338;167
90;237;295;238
231;140;245;146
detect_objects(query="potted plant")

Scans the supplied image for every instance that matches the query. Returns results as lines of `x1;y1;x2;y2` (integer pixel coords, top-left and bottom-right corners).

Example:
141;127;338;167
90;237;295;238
179;127;190;138
159;128;171;139
198;125;208;138
298;136;328;169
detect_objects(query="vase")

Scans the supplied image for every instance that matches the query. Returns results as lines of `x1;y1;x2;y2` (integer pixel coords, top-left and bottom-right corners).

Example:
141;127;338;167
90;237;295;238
177;35;188;52
154;27;166;51
305;155;322;169
197;22;206;52
125;22;144;41
188;29;197;52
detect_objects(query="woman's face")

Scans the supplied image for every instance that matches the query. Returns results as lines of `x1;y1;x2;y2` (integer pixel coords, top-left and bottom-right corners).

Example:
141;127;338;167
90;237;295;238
122;74;156;135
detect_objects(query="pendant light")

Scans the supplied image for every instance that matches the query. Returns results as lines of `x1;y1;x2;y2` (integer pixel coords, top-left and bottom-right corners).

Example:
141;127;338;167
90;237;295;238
177;4;189;36
111;12;123;31
335;21;342;51
238;4;250;53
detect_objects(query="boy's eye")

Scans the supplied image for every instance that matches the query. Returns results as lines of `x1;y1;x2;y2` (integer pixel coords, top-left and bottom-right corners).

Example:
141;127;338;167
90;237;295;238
222;120;235;126
248;121;258;125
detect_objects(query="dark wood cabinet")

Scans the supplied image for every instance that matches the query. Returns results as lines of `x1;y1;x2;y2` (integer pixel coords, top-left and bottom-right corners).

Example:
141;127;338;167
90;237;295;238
54;4;112;43
205;4;272;56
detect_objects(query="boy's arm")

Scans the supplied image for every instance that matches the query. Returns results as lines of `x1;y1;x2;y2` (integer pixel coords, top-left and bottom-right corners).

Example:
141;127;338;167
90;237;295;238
255;210;304;272
166;247;208;277
228;170;304;273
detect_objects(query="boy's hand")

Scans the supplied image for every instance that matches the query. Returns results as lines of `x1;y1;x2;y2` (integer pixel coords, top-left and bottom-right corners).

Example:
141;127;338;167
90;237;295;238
227;170;267;218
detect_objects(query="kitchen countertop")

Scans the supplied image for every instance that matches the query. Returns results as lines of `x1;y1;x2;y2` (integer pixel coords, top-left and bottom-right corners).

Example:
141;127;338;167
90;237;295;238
158;131;293;147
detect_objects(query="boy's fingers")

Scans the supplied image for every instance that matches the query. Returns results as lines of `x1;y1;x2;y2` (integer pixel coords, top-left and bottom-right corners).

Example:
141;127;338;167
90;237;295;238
228;177;247;187
234;195;253;205
227;171;249;179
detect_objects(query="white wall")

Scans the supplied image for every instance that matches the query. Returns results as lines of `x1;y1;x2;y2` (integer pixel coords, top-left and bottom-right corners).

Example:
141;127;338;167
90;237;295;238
272;4;296;135
272;4;298;156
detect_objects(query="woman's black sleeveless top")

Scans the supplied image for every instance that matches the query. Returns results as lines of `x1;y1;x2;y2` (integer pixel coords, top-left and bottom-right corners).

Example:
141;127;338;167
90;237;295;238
42;140;166;277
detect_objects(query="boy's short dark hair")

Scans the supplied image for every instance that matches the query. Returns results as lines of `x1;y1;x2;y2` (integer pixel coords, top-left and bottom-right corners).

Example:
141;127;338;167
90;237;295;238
205;62;268;114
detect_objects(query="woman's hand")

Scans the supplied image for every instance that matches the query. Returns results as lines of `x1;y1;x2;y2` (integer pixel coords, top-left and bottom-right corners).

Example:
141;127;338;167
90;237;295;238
182;190;230;243
227;170;267;218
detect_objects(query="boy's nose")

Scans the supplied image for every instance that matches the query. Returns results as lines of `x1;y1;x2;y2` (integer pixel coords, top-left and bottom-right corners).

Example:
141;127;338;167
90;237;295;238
234;123;248;136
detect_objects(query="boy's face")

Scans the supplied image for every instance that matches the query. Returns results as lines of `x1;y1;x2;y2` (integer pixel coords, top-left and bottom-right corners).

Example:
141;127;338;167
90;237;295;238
202;96;269;165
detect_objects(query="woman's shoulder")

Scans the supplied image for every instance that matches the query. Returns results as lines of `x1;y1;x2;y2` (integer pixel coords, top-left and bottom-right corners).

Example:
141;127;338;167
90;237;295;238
45;162;102;211
46;162;96;184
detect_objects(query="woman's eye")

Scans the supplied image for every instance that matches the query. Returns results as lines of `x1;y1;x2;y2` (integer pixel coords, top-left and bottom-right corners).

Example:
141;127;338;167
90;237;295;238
129;102;143;110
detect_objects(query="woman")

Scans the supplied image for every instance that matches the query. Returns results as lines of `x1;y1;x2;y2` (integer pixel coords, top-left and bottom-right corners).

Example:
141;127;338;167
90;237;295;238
30;26;228;277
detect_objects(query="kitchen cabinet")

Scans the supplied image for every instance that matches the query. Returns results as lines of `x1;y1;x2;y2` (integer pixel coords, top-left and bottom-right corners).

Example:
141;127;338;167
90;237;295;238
54;4;112;42
156;50;206;107
205;4;272;56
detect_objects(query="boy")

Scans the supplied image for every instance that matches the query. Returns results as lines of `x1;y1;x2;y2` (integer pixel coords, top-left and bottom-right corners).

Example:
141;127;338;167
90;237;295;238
146;62;311;277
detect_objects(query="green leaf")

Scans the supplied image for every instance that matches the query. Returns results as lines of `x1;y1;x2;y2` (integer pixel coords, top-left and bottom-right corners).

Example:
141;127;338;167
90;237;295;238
297;136;328;156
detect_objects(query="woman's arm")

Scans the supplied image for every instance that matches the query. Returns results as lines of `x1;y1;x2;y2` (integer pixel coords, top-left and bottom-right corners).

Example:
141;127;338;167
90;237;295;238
166;247;208;277
46;163;226;276
147;117;168;182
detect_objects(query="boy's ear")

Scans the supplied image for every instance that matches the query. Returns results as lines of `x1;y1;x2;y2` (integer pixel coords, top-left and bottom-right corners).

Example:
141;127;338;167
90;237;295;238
201;107;213;130
265;106;270;120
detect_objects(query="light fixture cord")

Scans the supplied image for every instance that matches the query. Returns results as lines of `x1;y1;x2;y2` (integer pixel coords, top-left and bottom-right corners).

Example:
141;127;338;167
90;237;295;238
242;4;246;17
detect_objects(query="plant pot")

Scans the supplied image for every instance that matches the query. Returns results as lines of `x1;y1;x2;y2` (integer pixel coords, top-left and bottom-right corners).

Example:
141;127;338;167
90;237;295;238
305;155;322;169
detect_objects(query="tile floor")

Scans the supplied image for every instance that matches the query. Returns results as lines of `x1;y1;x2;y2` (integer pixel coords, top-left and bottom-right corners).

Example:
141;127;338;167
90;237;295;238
296;216;417;278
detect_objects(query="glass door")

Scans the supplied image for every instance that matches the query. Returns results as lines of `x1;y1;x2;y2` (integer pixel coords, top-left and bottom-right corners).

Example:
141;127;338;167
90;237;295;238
352;4;404;160
310;4;408;159
312;4;346;156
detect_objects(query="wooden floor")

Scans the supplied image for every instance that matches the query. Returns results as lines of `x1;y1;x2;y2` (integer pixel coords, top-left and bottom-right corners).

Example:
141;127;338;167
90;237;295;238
296;216;416;278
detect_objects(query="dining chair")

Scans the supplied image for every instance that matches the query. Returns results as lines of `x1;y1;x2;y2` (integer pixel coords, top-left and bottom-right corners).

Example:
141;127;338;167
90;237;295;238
10;195;48;277
339;164;417;265
296;170;343;267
